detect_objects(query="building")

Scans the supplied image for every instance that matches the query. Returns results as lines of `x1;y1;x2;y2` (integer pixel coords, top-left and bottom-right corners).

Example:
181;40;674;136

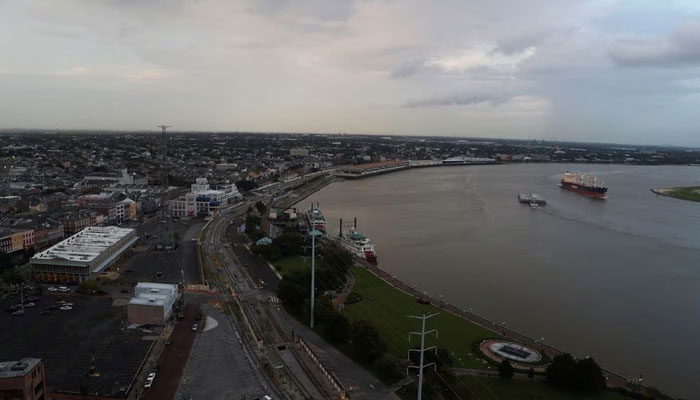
336;160;409;179
57;211;106;236
78;168;134;188
290;148;309;157
0;228;33;254
127;282;179;326
267;208;299;238
0;358;46;400
0;216;64;251
169;177;239;217
30;226;137;283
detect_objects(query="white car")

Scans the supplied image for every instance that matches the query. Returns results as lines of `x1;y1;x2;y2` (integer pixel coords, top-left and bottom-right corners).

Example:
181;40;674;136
59;306;72;311
47;287;58;292
147;372;156;379
192;324;198;332
58;286;70;292
144;378;153;389
63;303;74;307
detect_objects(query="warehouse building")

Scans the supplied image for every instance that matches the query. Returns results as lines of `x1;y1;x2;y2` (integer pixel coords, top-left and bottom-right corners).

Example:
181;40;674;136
127;282;179;326
29;226;138;283
0;358;46;400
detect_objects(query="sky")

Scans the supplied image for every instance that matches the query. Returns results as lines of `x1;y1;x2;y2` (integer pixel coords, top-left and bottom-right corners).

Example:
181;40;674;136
2;0;700;145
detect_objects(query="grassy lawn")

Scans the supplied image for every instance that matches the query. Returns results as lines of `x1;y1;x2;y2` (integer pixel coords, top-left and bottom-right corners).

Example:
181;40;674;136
343;267;496;370
666;186;700;202
398;376;632;400
273;256;310;279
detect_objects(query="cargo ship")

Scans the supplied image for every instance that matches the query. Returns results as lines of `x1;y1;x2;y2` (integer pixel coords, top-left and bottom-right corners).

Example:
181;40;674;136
306;203;327;234
560;172;608;198
336;218;377;263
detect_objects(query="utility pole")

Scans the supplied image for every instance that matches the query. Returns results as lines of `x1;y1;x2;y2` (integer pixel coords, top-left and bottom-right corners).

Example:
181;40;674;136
157;124;173;251
408;313;439;400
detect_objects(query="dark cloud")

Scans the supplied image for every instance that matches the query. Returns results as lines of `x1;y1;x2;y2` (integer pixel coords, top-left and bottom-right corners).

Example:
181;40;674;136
610;20;700;67
402;92;512;108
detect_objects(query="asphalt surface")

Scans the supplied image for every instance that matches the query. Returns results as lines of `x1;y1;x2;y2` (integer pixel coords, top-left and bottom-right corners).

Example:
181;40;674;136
176;305;267;400
0;291;153;397
123;218;206;285
143;303;199;400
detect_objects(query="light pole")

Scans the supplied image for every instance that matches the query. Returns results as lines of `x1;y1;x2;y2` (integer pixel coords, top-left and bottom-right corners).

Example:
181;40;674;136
309;229;321;329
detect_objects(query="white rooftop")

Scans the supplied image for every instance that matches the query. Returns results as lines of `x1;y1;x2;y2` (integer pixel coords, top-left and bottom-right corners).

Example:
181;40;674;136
129;294;168;306
135;282;178;292
33;226;135;263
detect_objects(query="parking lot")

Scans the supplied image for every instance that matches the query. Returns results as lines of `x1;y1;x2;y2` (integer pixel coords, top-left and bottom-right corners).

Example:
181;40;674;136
0;291;154;398
123;218;206;285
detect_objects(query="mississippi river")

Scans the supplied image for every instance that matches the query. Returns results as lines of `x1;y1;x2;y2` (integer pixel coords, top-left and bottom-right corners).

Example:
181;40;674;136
299;164;700;399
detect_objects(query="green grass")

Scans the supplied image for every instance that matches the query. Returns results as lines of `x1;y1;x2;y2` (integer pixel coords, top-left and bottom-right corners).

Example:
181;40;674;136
274;256;311;278
343;267;495;369
398;376;632;400
666;186;700;202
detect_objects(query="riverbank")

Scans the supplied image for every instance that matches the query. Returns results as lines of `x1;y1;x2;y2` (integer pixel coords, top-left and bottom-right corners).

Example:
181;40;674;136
651;186;700;202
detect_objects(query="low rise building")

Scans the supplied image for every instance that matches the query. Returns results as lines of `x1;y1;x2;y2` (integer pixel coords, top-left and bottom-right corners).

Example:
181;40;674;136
127;282;179;326
0;358;46;400
169;177;239;217
30;226;137;283
0;228;33;254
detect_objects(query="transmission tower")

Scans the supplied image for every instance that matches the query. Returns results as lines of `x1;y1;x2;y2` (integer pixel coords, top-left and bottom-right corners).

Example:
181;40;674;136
408;313;439;400
157;124;174;251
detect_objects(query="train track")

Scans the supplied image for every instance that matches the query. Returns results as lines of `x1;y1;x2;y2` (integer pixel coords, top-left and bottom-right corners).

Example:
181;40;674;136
200;203;332;399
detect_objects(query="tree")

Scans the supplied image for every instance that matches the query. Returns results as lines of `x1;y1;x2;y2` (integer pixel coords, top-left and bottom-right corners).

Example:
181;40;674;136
499;359;515;379
324;311;351;344
275;232;306;256
245;215;261;234
546;353;605;392
349;320;387;362
2;268;23;287
0;251;12;271
374;356;406;384
255;201;267;215
251;244;282;262
78;280;102;294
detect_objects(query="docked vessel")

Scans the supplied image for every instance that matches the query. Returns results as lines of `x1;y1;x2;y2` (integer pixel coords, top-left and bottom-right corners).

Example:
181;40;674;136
560;172;608;198
336;218;377;263
306;203;327;234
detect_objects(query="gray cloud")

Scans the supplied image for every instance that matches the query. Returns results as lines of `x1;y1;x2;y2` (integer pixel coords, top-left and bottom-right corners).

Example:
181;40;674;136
610;20;700;67
403;92;512;108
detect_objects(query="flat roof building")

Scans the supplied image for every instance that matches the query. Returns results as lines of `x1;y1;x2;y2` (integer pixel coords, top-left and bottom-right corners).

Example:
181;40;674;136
30;226;137;283
0;358;46;400
127;282;179;326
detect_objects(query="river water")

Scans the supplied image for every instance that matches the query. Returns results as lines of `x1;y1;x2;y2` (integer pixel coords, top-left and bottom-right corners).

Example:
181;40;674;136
297;164;700;399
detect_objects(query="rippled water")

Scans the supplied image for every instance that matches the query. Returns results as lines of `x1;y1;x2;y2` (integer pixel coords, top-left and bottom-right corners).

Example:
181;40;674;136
298;164;700;399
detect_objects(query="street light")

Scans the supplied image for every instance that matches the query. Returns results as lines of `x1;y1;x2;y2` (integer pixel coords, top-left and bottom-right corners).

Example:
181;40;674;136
309;229;322;329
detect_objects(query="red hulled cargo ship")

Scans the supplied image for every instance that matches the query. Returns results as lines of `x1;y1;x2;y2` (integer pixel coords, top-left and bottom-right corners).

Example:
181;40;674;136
560;171;608;198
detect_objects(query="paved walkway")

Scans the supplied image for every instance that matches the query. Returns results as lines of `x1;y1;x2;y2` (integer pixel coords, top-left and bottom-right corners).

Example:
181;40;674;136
176;305;266;400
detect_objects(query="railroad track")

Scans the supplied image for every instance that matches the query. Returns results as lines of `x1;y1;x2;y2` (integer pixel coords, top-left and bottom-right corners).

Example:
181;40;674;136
201;204;333;399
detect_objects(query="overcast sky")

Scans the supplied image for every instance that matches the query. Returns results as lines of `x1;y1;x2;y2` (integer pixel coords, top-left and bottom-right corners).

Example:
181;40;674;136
2;0;700;145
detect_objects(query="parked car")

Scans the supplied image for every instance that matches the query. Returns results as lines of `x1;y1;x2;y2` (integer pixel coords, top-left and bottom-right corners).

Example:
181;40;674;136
120;288;130;293
59;306;72;311
47;287;58;292
58;286;70;292
24;302;35;308
12;309;25;316
144;379;153;389
191;324;198;332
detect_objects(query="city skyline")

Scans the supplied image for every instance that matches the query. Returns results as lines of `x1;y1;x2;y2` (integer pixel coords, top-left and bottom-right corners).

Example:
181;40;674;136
3;1;700;145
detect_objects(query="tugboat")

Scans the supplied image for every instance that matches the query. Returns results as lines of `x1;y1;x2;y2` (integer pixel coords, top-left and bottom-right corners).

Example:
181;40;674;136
336;218;377;263
560;172;608;198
